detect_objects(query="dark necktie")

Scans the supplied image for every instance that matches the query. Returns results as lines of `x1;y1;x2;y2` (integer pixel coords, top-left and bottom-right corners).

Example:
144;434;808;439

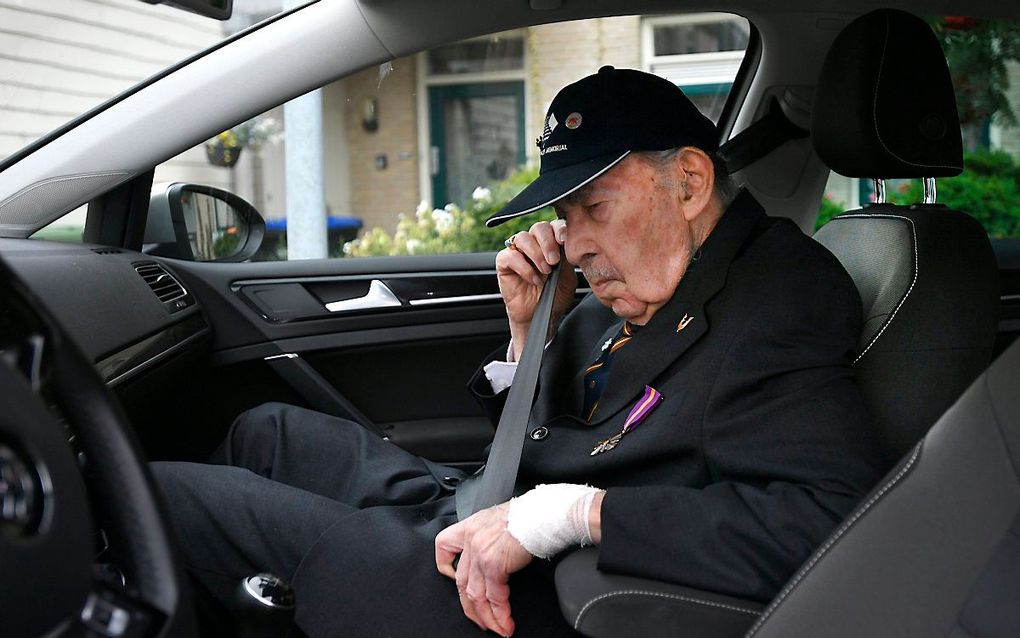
582;321;637;421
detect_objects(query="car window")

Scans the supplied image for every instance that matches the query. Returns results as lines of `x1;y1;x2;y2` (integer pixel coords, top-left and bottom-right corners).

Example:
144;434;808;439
820;17;1020;239
31;205;87;243
0;0;283;158
6;0;288;244
149;13;752;261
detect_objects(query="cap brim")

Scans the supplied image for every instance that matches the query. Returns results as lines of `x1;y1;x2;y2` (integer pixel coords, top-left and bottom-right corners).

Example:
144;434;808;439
485;151;630;227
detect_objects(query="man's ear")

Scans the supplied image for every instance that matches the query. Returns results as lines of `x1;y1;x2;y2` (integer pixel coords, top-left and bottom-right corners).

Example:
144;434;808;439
675;147;715;222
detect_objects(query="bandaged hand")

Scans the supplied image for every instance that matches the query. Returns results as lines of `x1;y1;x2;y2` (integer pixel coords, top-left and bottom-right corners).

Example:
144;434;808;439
506;484;603;559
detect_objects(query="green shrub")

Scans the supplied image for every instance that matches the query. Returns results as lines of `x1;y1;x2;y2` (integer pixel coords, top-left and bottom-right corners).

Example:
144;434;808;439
816;150;1020;238
814;195;847;231
345;166;553;257
212;232;240;258
887;150;1020;238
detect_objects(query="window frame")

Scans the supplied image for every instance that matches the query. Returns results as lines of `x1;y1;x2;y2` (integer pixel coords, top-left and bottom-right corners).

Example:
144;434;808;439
641;13;750;84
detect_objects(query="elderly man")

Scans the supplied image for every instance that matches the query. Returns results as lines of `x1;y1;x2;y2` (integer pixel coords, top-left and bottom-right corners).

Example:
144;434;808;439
153;67;883;637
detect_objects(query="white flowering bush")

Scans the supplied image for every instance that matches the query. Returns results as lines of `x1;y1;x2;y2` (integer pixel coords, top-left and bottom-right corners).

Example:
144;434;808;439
345;166;551;257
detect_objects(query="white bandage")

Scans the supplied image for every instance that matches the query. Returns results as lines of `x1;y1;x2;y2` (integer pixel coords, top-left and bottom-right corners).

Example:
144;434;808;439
506;484;600;559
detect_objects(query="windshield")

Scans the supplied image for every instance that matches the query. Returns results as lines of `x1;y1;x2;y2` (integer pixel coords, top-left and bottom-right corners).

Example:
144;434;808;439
0;0;285;162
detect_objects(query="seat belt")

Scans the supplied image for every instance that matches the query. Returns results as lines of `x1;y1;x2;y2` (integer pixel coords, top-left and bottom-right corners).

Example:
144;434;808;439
719;96;809;173
456;256;564;519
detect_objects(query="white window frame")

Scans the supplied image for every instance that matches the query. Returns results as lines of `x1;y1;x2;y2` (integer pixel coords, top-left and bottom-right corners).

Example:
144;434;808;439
641;13;748;88
415;30;530;207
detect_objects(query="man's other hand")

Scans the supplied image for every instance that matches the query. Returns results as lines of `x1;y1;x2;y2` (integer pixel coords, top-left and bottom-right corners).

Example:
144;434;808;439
497;220;577;360
435;503;533;637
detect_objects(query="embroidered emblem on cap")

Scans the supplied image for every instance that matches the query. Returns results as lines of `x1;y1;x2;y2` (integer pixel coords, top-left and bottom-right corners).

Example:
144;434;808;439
543;112;558;141
537;111;562;151
565;112;582;129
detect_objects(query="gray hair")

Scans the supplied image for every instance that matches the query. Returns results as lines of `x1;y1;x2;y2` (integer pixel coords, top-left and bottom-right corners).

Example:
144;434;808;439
637;147;740;208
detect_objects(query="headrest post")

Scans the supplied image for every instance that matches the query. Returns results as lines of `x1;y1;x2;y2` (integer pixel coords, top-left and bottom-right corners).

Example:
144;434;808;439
923;177;937;204
873;179;887;204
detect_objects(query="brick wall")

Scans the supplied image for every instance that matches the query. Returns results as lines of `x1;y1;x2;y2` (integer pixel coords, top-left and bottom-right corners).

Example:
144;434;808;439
343;57;422;232
325;18;646;234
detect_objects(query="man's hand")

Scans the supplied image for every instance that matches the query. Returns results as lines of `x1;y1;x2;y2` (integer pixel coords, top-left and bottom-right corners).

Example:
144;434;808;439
497;220;578;360
435;503;533;637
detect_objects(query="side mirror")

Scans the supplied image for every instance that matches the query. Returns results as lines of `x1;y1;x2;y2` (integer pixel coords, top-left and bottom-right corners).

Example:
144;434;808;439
137;0;232;21
144;183;265;262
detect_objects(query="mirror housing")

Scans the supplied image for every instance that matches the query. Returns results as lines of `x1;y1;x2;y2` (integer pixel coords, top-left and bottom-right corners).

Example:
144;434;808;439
138;0;232;20
145;183;265;262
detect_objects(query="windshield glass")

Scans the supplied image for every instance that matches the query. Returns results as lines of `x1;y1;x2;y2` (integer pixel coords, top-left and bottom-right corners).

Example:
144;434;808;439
0;0;285;162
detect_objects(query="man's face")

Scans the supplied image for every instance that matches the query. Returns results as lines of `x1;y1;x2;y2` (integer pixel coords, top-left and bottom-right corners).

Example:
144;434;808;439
554;154;696;324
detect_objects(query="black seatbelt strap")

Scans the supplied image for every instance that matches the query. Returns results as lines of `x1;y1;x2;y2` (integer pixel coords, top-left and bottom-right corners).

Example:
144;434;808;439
457;255;564;518
719;97;809;173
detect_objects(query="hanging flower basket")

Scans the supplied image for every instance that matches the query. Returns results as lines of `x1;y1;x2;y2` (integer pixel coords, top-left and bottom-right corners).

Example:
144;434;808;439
205;140;242;168
205;119;282;168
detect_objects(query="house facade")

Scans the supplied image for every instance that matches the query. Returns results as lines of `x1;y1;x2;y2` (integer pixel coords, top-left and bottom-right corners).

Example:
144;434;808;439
228;12;752;239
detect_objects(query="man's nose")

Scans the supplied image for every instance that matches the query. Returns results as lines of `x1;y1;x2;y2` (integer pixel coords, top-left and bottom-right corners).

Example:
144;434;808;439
563;222;592;266
563;230;581;265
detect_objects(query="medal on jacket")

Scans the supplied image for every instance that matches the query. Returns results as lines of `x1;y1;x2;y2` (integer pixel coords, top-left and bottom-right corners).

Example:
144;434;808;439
591;386;663;455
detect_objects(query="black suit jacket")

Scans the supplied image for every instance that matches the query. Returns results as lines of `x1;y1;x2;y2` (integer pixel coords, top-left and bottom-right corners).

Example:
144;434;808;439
470;190;885;602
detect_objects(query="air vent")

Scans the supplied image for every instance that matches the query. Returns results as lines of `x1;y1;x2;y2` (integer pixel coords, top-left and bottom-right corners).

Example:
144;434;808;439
134;262;191;313
91;248;122;255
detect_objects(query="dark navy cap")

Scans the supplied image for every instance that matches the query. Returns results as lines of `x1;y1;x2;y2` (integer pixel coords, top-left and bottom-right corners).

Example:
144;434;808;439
486;66;719;227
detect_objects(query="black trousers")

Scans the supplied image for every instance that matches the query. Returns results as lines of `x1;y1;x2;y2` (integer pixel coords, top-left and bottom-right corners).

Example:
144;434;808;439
151;402;576;637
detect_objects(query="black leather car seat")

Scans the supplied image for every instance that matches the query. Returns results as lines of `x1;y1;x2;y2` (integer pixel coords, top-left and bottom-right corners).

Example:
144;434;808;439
810;8;999;463
554;9;1000;636
745;12;1014;636
747;310;1020;637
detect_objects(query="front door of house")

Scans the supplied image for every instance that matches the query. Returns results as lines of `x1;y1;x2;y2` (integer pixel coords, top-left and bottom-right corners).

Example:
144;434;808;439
428;81;526;209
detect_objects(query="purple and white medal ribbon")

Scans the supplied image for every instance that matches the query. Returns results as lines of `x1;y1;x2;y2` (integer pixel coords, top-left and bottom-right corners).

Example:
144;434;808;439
590;385;663;456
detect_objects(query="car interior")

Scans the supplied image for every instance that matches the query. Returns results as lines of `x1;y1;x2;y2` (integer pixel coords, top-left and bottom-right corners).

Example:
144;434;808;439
1;0;1018;636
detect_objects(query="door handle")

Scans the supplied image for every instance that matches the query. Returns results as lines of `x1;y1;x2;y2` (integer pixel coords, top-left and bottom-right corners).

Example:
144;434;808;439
324;280;402;313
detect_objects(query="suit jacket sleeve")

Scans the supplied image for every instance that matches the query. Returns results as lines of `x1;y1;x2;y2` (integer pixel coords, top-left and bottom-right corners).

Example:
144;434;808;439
595;267;885;602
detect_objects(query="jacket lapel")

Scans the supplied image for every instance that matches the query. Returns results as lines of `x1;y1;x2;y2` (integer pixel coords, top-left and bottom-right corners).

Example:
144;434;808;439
586;190;765;425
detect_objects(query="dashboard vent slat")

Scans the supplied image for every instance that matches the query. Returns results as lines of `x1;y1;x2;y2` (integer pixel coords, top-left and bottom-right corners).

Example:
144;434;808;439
134;263;188;304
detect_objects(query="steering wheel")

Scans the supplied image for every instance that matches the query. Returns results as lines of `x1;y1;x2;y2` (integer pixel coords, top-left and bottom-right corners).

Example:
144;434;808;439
0;257;194;636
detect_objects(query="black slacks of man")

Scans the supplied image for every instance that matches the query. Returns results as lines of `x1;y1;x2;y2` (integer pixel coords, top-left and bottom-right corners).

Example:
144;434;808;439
151;402;577;638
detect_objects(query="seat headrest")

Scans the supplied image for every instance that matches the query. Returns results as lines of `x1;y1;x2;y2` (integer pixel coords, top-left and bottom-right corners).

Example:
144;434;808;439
812;9;963;178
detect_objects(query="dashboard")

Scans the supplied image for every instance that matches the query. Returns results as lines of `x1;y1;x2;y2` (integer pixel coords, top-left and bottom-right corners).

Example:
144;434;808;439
0;238;209;390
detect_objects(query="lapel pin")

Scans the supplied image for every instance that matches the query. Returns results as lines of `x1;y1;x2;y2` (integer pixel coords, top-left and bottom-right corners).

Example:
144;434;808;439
676;314;694;332
591;386;663;456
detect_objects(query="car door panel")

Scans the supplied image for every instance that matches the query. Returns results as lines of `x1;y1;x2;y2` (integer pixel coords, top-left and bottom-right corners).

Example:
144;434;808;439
162;253;585;465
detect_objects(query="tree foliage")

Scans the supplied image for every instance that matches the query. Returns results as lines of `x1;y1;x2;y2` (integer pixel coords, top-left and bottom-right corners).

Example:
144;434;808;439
818;150;1020;238
888;150;1020;238
931;17;1020;148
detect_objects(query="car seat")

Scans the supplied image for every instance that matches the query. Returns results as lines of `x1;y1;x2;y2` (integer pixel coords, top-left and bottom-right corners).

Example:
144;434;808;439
809;8;999;464
554;9;1001;636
